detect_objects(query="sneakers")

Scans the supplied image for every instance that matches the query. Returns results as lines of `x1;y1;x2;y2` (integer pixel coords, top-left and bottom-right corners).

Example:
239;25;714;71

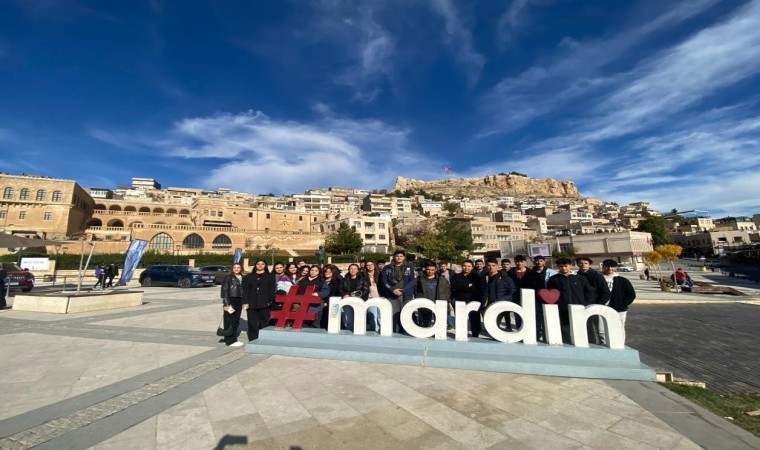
228;341;244;348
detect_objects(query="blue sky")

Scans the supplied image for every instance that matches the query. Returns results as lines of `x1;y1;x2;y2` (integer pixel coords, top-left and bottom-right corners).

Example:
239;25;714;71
1;0;759;216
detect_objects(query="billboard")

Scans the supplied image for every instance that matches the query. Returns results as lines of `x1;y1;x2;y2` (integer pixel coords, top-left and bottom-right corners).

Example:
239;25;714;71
233;248;243;264
20;257;50;272
528;243;552;258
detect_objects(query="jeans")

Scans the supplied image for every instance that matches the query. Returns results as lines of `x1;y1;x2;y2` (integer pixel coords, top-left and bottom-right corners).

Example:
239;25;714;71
342;305;381;332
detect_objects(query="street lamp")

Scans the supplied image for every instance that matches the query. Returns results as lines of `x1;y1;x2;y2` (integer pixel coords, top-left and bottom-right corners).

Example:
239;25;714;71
53;244;61;287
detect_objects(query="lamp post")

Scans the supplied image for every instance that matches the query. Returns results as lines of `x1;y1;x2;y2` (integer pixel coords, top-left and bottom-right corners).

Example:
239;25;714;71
53;244;61;287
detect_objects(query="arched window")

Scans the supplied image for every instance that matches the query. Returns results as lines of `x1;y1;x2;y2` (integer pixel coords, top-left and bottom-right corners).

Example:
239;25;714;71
108;205;121;211
139;207;151;213
183;233;205;249
153;207;164;214
107;219;124;228
19;188;30;200
124;206;136;212
179;209;191;215
36;189;46;201
52;191;62;202
211;234;232;249
167;208;177;214
2;187;13;199
149;232;174;251
94;204;106;210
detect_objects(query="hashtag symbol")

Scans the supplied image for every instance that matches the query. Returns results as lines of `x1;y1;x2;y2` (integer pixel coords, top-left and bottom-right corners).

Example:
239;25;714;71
269;285;324;330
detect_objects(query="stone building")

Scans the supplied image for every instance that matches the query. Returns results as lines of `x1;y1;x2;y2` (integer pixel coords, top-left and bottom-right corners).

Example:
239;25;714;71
552;231;653;269
314;214;391;253
1;174;94;240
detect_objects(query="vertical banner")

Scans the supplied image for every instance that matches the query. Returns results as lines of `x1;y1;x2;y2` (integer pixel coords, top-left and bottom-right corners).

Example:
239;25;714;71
118;239;149;286
233;248;243;264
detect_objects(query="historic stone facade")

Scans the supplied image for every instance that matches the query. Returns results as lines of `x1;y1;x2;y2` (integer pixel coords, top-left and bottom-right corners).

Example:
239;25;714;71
0;174;94;240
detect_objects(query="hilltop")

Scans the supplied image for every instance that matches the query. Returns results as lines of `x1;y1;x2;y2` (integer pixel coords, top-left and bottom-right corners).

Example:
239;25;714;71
393;174;582;199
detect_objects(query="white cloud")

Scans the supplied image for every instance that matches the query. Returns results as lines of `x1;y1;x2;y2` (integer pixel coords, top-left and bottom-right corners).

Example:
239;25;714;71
429;0;485;87
479;0;721;136
157;110;441;193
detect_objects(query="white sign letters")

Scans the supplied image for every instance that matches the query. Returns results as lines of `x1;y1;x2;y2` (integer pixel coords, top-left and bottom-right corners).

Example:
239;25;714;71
328;289;626;349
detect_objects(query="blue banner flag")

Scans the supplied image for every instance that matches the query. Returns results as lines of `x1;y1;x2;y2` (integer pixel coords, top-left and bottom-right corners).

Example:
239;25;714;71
118;239;149;286
233;248;243;264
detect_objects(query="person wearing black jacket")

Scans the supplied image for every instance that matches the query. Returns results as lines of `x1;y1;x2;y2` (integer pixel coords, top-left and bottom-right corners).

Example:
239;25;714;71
507;255;546;341
601;259;636;344
242;260;277;341
547;258;595;343
450;260;484;337
415;260;451;327
575;257;611;345
220;263;244;347
340;264;370;331
0;265;7;309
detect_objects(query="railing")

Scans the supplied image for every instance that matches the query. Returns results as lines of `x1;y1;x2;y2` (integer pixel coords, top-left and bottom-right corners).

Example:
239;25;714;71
93;209;190;218
85;224;322;235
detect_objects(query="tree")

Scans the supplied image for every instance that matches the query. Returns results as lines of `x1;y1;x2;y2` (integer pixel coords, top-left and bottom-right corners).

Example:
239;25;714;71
405;218;480;262
655;244;683;292
443;201;459;216
635;216;671;246
642;251;663;280
325;223;363;255
552;247;578;260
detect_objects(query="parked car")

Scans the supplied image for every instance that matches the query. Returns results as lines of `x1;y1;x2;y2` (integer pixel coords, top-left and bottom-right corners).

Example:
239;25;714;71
617;265;635;272
138;265;215;288
1;262;35;292
199;265;231;284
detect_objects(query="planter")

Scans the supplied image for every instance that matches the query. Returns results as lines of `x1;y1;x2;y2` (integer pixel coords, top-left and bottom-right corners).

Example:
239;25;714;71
12;290;144;313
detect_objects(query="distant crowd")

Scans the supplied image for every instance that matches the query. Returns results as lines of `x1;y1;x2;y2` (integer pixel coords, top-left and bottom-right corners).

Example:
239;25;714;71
216;251;636;348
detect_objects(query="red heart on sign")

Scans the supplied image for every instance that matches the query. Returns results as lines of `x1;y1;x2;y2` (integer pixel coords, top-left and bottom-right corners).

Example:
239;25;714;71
538;289;561;304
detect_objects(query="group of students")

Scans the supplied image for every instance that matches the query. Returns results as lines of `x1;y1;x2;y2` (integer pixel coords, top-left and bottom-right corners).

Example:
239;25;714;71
217;251;636;347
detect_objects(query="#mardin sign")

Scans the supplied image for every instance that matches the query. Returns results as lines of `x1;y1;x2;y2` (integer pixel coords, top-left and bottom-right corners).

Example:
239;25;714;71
322;289;625;350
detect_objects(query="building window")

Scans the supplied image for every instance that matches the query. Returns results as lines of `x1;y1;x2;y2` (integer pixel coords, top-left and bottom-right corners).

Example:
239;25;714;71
248;212;253;218
52;191;62;202
0;211;6;219
379;223;385;229
44;212;52;221
182;233;205;249
299;216;303;221
19;211;27;219
19;188;30;200
2;187;13;199
266;213;271;219
379;234;386;240
212;234;232;249
149;232;174;251
36;189;46;201
217;211;223;217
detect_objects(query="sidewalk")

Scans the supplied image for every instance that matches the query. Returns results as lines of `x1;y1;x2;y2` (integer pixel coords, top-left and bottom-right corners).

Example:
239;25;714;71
0;287;757;449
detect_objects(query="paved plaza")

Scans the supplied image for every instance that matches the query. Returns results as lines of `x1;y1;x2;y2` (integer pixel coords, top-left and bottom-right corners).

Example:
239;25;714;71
0;275;759;449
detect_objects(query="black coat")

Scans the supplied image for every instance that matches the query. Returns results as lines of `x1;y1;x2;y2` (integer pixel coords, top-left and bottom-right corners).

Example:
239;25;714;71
577;269;611;305
547;273;595;324
341;275;369;300
609;276;636;312
242;271;277;309
220;274;243;305
450;271;483;302
506;268;545;306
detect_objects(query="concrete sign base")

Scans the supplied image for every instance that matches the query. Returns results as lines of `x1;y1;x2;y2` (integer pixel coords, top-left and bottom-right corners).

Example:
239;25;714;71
246;328;656;381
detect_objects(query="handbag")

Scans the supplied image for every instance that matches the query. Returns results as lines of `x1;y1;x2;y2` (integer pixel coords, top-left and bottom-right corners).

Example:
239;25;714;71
216;315;235;337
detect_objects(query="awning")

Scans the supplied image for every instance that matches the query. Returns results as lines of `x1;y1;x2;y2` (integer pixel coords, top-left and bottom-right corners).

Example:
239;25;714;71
0;233;70;249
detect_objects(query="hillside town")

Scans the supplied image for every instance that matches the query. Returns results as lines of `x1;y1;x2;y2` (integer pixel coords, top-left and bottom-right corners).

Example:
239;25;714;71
1;172;759;268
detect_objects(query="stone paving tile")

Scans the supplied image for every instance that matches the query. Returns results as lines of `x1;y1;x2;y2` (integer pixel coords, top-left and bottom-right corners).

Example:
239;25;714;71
156;402;216;450
0;332;208;420
608;418;690;449
90;416;157;450
91;303;221;333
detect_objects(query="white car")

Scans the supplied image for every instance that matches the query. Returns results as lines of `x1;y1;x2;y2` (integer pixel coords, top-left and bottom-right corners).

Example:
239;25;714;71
617;265;635;272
